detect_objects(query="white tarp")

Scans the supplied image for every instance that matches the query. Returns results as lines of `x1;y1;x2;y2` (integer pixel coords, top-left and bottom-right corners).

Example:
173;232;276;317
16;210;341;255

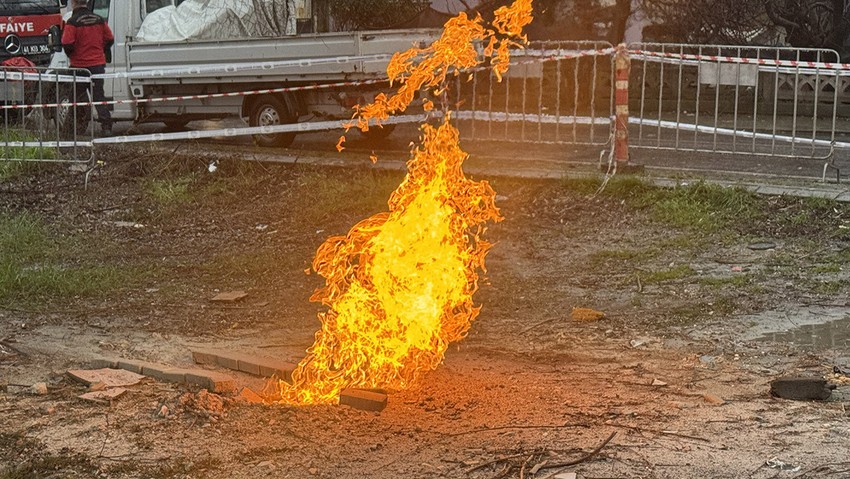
137;0;297;42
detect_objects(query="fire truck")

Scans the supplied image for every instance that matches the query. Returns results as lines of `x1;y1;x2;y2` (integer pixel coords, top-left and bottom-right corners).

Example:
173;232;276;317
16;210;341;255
0;0;65;67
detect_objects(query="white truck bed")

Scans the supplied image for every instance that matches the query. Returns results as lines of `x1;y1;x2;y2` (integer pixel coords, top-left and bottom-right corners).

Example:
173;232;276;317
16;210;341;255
126;29;440;85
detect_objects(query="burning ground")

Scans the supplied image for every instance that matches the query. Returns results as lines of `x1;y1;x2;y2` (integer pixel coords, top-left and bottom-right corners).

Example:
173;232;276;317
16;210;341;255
0;154;849;478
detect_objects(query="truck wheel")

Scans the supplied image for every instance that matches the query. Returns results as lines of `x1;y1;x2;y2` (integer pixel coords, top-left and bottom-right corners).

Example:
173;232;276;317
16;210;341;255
55;87;90;137
358;124;396;141
164;120;190;131
249;96;296;148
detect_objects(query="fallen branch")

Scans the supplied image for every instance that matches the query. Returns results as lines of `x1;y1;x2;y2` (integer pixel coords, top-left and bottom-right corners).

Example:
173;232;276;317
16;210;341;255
535;432;617;474
451;423;589;437
465;453;528;474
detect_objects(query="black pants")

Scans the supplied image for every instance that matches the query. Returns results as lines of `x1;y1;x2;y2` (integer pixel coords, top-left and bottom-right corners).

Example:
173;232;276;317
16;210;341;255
75;64;110;126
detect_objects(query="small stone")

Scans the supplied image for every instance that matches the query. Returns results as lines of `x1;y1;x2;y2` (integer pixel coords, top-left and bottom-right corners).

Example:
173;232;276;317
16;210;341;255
211;291;248;302
703;394;725;405
308;467;318;475
158;405;169;417
31;383;48;395
651;378;668;387
554;473;577;479
770;376;835;401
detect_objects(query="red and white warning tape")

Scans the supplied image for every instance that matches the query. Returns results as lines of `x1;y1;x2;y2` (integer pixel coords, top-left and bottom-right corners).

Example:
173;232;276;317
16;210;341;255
630;49;850;75
1;49;614;111
0;78;391;110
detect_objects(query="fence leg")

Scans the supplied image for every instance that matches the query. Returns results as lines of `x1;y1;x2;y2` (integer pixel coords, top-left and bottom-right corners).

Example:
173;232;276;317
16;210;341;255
613;43;642;173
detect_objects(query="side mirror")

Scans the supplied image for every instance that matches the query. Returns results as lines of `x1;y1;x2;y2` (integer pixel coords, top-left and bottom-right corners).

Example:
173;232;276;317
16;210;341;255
48;25;63;52
59;0;68;7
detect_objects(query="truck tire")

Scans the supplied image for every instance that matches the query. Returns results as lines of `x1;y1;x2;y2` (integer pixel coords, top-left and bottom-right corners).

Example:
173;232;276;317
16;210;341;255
249;95;296;148
358;124;396;141
55;87;91;137
163;120;190;131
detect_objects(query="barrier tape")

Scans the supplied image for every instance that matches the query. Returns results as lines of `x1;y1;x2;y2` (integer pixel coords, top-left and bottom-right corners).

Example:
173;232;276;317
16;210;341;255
89;113;432;145
0;78;391;110
0;70;92;83
1;48;615;111
630;49;850;75
630;117;850;149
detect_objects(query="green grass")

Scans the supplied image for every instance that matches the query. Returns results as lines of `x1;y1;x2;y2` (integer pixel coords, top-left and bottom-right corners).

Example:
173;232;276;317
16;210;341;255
699;274;752;288
589;247;658;266
640;264;695;284
294;168;404;222
0;130;54;181
0;213;143;305
144;175;195;207
560;177;763;233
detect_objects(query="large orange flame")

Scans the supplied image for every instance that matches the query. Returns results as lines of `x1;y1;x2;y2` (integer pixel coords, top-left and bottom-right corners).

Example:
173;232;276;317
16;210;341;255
275;0;533;405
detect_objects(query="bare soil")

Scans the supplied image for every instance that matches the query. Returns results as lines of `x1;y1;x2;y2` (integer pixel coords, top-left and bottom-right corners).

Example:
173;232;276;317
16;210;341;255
1;151;849;479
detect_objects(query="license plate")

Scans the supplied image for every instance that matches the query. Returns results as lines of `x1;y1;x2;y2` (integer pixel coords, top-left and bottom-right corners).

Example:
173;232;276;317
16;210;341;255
22;44;50;55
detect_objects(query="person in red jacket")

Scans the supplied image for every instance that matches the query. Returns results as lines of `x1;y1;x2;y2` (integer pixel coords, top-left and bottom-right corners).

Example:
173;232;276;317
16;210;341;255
61;0;114;135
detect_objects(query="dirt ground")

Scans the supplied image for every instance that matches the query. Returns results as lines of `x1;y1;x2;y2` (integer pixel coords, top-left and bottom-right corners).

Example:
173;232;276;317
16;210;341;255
1;147;850;479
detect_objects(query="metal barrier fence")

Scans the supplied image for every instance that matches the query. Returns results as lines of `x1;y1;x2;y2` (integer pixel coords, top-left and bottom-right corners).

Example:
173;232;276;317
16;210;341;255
0;65;95;164
627;43;840;162
450;41;615;147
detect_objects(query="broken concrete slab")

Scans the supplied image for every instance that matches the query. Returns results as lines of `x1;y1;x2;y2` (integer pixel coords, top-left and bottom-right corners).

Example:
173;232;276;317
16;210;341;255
211;291;248;302
770;377;835;401
339;389;388;412
67;368;144;388
79;387;127;403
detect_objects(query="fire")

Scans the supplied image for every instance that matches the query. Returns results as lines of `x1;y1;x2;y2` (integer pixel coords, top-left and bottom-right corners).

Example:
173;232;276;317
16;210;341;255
275;0;533;405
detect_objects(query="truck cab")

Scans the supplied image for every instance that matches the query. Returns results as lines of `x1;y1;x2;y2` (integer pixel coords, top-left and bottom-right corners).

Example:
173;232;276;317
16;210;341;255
0;0;65;66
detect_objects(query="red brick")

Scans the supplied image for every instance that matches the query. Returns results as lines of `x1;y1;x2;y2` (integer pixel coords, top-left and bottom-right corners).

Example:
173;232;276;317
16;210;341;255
239;387;265;404
89;358;118;369
339;389;387;412
191;350;218;366
159;369;190;384
116;359;145;374
255;359;297;381
185;370;236;394
215;355;239;371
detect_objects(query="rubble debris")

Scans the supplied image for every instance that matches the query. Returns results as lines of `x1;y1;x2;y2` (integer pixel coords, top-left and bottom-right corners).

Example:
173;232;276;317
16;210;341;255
66;368;144;388
180;389;228;418
211;291;249;302
0;341;19;361
770;377;835;401
703;394;725;405
651;378;668;387
765;457;801;472
571;307;605;322
191;349;296;381
30;383;48;395
554;473;577;479
79;388;126;403
339;389;388;412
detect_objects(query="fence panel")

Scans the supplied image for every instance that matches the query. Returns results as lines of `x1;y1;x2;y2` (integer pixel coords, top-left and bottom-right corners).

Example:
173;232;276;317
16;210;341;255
1;66;95;165
449;41;615;147
627;43;840;161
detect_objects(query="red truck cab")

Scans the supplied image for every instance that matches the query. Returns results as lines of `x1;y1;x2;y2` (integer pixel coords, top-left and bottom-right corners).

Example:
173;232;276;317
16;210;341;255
0;0;65;66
